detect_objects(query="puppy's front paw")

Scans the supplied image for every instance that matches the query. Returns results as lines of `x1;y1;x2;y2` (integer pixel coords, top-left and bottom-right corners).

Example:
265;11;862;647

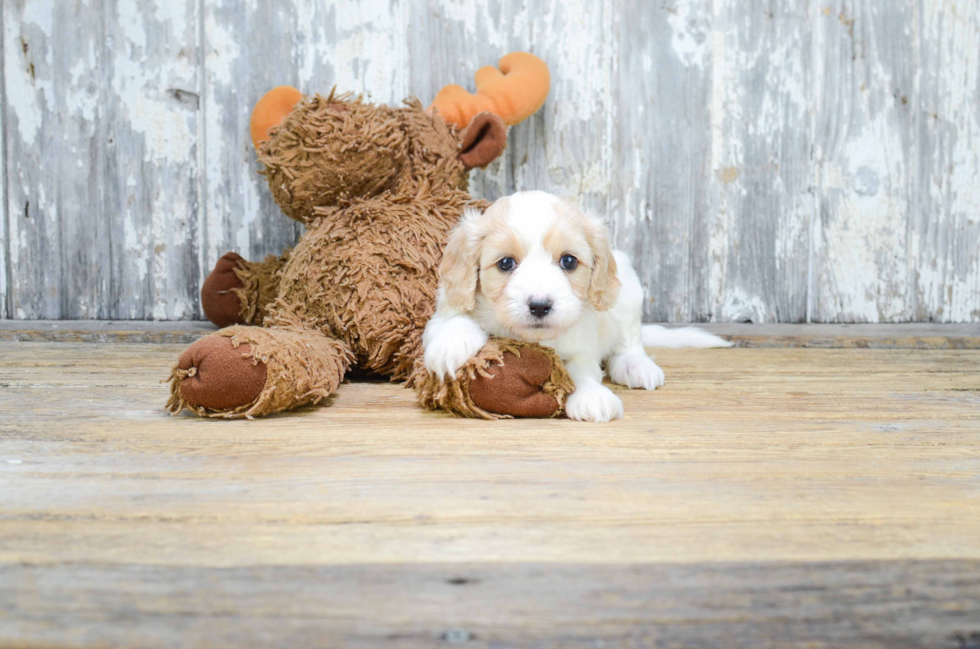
565;384;624;423
424;328;488;379
608;352;665;390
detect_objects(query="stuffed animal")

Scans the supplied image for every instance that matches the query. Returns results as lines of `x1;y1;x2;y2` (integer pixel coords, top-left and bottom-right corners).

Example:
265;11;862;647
166;52;573;420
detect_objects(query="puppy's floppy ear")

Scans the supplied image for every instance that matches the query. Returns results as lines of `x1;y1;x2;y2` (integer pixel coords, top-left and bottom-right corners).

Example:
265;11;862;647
583;215;621;311
440;208;486;311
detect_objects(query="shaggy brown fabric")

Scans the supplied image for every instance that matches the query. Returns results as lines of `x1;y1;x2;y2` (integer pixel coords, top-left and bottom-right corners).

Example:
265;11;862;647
414;339;573;420
233;252;289;326
259;92;414;223
168;91;566;420
201;252;248;328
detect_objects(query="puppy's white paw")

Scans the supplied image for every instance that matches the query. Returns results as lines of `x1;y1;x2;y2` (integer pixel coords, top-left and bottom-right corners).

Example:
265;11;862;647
607;352;665;390
424;325;488;379
565;384;624;423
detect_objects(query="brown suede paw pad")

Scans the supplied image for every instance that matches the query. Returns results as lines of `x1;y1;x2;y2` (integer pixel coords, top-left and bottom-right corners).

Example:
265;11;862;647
174;336;267;412
469;350;560;417
201;252;247;328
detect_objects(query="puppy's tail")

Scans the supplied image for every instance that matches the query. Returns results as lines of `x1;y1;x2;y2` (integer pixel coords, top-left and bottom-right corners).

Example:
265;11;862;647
641;324;734;349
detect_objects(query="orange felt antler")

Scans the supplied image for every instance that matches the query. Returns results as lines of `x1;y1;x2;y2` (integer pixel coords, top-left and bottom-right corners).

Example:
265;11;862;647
250;86;304;149
428;52;550;128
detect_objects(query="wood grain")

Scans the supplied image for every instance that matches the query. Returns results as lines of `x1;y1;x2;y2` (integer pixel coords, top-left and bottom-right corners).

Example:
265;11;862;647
2;320;980;347
2;1;980;322
2;0;202;320
707;0;811;323
915;0;980;322
3;561;979;649
615;0;710;322
1;341;979;646
0;4;7;321
4;0;110;319
812;1;914;322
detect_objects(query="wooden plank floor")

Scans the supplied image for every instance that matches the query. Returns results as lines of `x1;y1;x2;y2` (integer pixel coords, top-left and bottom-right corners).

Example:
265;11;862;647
2;339;980;648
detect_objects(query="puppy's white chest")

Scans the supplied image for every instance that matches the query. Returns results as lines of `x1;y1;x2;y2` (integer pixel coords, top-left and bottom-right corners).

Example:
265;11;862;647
530;311;605;362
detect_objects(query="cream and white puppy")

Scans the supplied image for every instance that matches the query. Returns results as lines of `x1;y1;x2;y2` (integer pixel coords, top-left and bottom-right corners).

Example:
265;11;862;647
423;191;731;422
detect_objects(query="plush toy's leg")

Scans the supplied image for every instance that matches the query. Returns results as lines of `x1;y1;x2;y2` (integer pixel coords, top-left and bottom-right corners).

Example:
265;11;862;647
414;338;574;419
201;251;289;328
166;325;353;419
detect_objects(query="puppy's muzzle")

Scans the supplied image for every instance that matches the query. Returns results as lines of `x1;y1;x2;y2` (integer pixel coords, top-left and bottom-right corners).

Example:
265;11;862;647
528;298;553;319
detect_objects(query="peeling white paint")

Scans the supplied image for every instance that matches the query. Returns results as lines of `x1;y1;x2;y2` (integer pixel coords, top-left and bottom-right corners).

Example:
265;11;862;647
819;91;912;322
110;10;197;165
332;0;410;102
667;0;710;69
548;0;613;131
35;184;54;225
619;148;646;232
916;0;980;322
706;3;738;320
65;45;99;123
440;0;509;51
21;1;54;44
4;12;43;147
719;287;769;323
125;218;150;283
0;74;6;318
204;13;239;87
292;2;329;88
234;170;262;259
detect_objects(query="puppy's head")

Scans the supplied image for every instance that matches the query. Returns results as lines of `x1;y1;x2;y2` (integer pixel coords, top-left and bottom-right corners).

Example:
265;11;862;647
440;191;620;341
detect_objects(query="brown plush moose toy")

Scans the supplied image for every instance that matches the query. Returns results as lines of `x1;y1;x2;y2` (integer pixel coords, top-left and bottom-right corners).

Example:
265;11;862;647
167;52;573;420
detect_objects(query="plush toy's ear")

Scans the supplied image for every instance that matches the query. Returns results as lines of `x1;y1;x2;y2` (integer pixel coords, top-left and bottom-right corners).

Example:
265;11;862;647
440;208;486;312
458;112;507;169
250;86;303;149
429;52;550;128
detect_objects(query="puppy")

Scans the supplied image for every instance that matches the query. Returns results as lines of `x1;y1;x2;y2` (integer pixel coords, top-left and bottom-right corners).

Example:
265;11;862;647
424;191;731;422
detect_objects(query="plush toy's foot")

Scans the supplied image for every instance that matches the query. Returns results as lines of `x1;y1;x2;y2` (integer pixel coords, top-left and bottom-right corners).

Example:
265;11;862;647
173;335;268;411
201;252;248;328
469;348;563;417
167;326;353;419
415;339;573;419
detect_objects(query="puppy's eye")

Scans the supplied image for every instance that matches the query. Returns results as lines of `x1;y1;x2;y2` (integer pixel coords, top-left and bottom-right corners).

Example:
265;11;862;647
559;254;579;271
496;257;517;272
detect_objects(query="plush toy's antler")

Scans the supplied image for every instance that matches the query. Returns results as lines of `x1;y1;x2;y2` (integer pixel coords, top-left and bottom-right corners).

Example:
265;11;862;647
250;86;303;149
428;52;550;128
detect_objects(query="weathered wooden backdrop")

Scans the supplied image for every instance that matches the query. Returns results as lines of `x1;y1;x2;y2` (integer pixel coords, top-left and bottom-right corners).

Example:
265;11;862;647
1;0;978;322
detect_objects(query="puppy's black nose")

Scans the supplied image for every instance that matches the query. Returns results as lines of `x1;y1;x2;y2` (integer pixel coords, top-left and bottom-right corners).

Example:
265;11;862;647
528;298;553;319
